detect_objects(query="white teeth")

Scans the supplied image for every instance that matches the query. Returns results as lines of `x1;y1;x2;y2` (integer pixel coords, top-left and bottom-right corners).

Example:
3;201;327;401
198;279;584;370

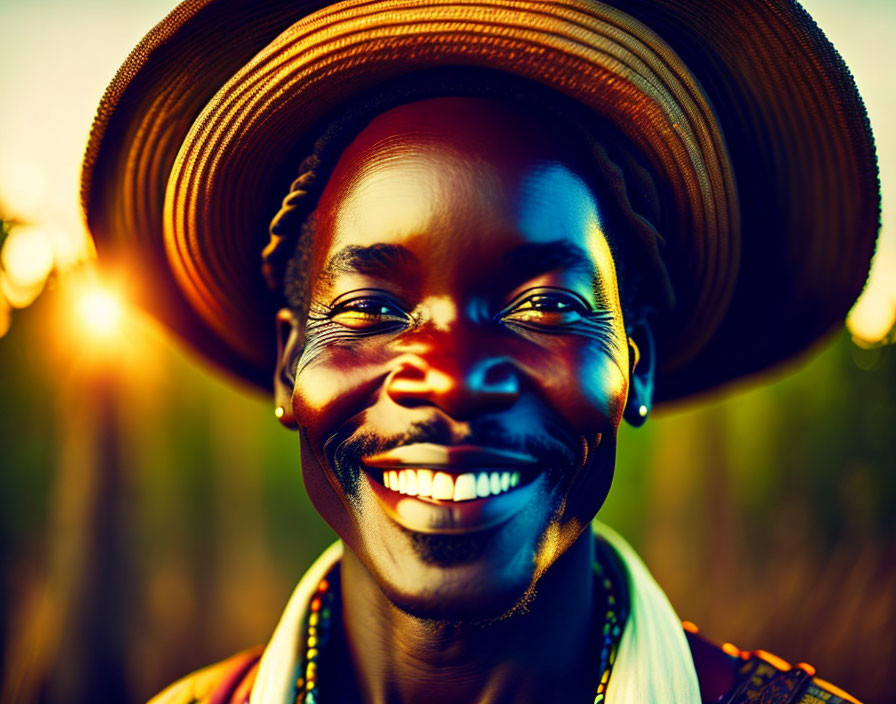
476;472;491;498
490;472;501;495
453;473;477;501
404;469;418;496
417;469;433;497
432;472;455;500
378;468;526;501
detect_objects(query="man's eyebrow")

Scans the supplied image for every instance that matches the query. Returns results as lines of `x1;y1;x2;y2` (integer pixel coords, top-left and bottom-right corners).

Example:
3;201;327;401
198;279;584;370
500;241;594;282
322;244;419;279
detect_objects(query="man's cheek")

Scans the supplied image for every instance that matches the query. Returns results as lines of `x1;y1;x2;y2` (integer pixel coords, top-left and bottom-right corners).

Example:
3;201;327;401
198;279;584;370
541;353;627;432
583;356;628;428
293;352;391;442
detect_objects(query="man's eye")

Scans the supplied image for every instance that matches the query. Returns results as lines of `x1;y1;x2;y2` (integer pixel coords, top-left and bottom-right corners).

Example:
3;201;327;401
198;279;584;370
330;297;407;330
501;292;588;326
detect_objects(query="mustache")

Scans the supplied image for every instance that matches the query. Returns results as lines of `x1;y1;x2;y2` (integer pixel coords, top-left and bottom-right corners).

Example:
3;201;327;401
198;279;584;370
326;416;578;501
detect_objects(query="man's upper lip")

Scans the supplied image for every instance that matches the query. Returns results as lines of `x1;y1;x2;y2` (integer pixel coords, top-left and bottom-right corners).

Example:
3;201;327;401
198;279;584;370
362;443;538;469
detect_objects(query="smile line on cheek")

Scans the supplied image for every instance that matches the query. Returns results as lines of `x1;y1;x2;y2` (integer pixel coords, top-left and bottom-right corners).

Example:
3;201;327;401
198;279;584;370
552;432;598;507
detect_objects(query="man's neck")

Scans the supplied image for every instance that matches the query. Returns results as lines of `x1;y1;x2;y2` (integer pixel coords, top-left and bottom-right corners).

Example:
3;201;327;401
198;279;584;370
334;530;601;704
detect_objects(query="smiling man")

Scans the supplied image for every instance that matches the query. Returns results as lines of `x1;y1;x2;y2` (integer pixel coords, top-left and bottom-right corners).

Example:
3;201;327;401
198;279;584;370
288;97;632;611
81;1;879;702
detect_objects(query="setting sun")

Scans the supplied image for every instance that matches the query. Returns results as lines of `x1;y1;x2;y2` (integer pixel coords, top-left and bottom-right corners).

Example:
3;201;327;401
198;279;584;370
77;287;123;337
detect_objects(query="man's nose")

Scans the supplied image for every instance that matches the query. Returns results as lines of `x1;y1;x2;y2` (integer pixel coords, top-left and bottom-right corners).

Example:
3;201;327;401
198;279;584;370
385;349;522;419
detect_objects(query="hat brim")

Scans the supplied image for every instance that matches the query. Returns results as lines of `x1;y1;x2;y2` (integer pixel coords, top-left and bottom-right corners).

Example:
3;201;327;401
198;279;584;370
82;0;879;402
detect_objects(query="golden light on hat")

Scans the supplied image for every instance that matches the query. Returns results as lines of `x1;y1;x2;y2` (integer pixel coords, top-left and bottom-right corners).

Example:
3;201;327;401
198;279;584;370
82;0;879;402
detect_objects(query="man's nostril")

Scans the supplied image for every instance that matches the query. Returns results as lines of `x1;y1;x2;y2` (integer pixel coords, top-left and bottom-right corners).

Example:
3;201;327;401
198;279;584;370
474;359;521;395
398;397;432;409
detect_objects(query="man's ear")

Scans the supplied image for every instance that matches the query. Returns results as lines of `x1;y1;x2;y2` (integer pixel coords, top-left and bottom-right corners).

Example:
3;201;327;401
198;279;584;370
273;308;302;430
623;320;655;428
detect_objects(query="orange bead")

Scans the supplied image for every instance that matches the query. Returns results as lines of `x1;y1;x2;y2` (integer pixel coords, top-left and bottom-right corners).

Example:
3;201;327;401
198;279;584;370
721;642;741;657
754;649;791;671
795;662;817;676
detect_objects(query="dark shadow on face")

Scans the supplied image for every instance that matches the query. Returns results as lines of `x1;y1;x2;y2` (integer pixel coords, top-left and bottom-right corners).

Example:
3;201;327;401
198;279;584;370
287;96;633;620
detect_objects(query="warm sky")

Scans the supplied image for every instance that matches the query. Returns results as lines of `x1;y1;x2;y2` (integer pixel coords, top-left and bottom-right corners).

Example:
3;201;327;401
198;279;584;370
0;0;893;343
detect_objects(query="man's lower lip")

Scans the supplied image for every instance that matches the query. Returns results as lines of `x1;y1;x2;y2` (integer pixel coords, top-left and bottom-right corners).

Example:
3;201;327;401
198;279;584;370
364;469;542;535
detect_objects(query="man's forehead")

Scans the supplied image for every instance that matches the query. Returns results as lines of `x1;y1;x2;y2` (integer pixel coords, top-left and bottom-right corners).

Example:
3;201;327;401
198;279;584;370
323;150;503;249
308;96;620;295
316;152;608;261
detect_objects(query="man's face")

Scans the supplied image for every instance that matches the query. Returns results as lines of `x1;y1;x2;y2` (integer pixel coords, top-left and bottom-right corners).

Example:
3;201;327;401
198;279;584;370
289;97;631;619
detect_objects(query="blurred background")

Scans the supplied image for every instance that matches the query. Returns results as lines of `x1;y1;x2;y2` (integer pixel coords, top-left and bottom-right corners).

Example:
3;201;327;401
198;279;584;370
0;0;894;702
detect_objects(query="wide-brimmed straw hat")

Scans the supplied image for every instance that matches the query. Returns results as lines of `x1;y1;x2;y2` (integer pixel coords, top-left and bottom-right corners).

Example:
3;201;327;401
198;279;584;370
82;0;879;403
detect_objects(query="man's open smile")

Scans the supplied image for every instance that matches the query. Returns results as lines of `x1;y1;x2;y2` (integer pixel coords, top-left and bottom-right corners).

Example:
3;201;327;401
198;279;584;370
371;466;523;501
361;443;545;533
365;443;536;499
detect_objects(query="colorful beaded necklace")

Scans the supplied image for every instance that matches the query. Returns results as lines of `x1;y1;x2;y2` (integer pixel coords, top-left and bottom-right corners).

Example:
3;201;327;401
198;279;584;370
592;553;626;704
292;574;336;704
293;554;627;704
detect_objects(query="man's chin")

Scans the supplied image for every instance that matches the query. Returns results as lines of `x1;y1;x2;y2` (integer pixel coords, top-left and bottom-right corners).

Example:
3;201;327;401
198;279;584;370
373;531;541;623
401;525;503;567
351;492;553;622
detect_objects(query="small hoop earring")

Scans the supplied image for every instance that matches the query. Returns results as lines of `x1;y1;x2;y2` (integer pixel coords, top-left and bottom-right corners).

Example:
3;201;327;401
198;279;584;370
274;406;285;419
